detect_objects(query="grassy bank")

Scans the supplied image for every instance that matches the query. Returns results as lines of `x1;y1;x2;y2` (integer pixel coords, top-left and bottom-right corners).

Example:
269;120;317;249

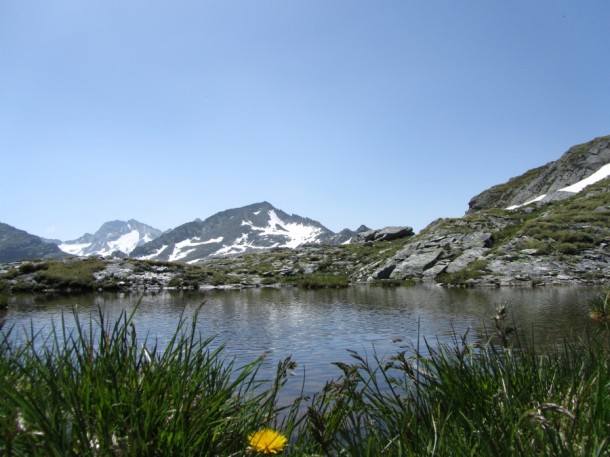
1;300;609;456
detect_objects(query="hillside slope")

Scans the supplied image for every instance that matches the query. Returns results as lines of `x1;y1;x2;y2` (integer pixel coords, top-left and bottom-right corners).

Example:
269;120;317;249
0;223;67;263
468;135;610;212
363;147;609;286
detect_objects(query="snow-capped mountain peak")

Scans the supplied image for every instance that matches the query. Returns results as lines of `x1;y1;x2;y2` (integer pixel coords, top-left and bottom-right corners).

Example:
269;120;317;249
59;219;163;257
131;202;355;263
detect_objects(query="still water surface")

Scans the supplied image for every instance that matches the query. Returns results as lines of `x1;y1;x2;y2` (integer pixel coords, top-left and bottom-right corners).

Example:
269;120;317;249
2;285;603;397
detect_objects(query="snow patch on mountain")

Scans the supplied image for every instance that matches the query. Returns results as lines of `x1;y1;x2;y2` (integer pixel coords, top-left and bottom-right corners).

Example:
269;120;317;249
168;237;225;261
559;163;610;193
241;210;325;249
214;234;263;257
100;229;145;256
140;245;169;260
59;242;92;256
506;162;609;210
506;194;547;211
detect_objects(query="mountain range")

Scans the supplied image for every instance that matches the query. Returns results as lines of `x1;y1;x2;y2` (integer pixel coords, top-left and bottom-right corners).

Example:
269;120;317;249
0;203;365;263
1;135;608;269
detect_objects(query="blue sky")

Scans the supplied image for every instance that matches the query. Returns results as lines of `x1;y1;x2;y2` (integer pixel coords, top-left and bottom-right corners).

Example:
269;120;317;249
1;1;609;241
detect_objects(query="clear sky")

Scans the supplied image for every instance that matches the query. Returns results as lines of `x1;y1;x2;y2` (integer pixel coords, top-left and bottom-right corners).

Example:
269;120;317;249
1;1;609;241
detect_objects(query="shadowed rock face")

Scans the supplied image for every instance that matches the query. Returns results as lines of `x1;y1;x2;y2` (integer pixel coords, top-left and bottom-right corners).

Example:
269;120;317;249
468;136;610;212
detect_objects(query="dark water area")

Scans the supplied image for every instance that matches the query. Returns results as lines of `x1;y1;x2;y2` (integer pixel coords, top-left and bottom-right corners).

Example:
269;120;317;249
1;285;604;399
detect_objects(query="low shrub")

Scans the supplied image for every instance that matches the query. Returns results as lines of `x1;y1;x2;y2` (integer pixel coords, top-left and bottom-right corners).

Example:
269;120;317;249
554;230;595;244
33;258;106;291
370;278;416;287
520;239;553;255
17;262;47;275
557;242;587;255
287;273;350;289
437;259;490;286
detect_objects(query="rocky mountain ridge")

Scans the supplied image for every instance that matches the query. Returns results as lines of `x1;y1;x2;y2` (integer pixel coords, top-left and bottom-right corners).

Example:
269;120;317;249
0;204;367;263
130;202;364;263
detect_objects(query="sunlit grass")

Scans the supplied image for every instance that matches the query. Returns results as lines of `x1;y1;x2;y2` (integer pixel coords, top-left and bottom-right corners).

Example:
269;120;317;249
0;301;302;456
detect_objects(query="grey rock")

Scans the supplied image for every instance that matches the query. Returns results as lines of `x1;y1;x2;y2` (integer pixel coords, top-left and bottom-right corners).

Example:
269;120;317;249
446;248;487;273
389;247;445;279
300;263;319;274
422;260;449;277
356;226;414;243
461;232;493;249
370;263;397;280
520;249;539;255
373;226;414;241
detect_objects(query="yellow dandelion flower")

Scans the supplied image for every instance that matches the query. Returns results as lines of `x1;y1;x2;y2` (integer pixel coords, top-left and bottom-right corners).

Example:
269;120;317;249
248;428;287;454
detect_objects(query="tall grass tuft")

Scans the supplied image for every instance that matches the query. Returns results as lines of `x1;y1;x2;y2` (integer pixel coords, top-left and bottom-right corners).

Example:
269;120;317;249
590;286;610;322
0;300;302;456
295;311;610;456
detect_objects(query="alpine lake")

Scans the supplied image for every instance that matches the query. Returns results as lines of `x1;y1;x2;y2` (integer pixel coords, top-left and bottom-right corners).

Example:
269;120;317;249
1;284;605;402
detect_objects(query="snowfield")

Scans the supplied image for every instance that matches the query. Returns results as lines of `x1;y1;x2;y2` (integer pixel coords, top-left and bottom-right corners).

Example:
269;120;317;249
240;210;324;248
506;162;610;210
168;237;224;261
58;241;91;256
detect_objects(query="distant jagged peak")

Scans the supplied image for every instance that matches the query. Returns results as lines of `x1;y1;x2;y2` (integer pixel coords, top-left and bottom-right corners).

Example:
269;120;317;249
59;219;163;257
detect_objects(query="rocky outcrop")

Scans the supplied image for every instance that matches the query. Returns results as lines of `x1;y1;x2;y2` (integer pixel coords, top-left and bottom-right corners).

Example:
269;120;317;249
362;173;610;286
355;226;414;243
468;136;610;212
368;218;503;281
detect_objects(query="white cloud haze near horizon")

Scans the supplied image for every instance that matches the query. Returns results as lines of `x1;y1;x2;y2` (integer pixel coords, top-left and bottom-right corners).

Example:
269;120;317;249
1;1;609;241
